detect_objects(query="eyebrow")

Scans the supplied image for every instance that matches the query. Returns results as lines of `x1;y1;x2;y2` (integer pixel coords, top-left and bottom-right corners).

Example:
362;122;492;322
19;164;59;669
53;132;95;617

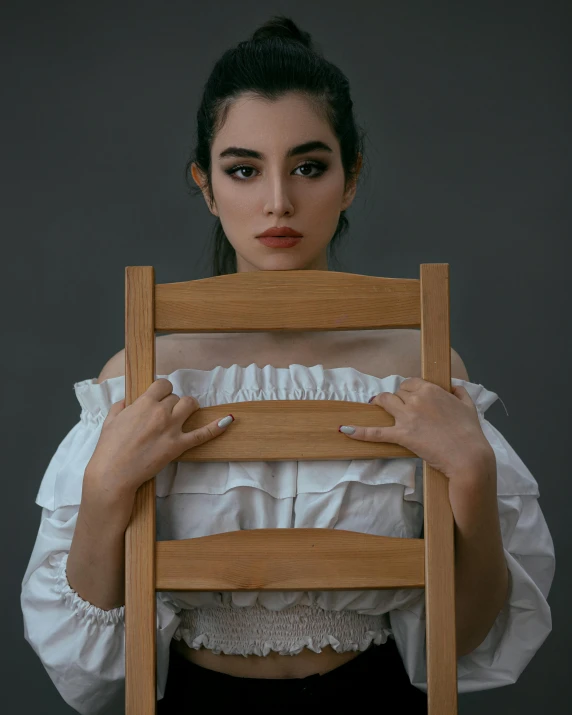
218;140;334;161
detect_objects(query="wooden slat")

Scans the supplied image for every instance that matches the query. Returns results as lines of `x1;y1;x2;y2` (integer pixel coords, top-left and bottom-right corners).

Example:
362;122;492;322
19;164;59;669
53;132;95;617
124;266;157;715
175;400;416;461
155;529;425;591
420;264;458;713
155;269;421;332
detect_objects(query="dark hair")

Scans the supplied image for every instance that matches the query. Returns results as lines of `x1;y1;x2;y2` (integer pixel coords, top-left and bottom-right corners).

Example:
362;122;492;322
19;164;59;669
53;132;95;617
185;15;367;277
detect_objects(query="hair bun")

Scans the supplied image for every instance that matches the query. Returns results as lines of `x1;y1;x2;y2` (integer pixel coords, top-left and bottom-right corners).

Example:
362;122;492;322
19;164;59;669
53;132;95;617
251;15;313;50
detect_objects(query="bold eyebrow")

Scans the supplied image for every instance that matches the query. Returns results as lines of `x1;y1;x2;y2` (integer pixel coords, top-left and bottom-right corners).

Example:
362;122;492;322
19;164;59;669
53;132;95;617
218;140;334;161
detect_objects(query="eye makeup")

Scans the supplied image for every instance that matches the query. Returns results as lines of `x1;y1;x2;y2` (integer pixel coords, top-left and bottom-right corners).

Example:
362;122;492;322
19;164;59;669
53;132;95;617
223;159;328;181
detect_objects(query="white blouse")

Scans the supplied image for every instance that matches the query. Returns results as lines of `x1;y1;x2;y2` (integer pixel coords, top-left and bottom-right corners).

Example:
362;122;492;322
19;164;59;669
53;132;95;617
21;364;555;715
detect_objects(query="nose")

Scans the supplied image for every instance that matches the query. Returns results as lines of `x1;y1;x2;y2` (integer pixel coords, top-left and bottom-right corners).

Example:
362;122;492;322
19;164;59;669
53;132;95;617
263;171;295;217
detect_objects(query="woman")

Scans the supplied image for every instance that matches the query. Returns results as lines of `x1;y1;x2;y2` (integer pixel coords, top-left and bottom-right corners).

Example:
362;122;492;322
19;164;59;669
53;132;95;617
21;15;554;715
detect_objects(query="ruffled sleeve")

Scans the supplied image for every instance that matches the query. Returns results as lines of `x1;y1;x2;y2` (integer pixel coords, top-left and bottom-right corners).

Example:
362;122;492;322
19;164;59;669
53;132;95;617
20;380;181;714
389;380;555;693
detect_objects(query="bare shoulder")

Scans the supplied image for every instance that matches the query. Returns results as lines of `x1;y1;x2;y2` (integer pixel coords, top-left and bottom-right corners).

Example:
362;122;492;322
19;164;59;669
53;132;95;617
94;336;190;384
397;329;470;381
95;348;126;384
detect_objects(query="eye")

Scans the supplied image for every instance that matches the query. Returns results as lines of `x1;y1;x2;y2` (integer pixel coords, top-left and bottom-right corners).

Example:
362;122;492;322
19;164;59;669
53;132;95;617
224;160;328;181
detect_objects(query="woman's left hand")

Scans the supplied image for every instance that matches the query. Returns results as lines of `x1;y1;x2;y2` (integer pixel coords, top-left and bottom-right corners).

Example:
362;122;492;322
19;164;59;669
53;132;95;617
339;377;495;484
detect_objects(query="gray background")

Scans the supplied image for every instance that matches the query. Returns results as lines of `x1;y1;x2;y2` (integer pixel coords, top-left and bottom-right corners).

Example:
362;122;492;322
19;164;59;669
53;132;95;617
3;0;570;712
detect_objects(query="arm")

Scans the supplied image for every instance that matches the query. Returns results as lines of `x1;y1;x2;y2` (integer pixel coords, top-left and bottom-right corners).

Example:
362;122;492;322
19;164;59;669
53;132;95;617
65;348;134;610
450;454;510;657
389;387;554;693
66;471;135;610
21;355;181;714
447;347;511;656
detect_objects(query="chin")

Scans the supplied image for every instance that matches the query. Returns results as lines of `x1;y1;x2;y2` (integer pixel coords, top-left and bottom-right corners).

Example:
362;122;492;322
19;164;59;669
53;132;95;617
237;246;326;272
254;256;311;270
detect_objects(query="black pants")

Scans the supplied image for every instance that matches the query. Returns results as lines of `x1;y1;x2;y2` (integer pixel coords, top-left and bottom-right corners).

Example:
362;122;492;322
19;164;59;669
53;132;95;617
157;637;428;714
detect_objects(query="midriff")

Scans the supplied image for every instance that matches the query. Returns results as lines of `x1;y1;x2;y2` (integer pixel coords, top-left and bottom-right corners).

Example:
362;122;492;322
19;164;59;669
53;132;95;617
172;639;364;678
159;326;419;678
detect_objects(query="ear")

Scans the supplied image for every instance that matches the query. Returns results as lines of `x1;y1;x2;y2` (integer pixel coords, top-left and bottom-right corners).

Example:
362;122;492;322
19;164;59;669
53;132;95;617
340;152;362;211
190;163;219;217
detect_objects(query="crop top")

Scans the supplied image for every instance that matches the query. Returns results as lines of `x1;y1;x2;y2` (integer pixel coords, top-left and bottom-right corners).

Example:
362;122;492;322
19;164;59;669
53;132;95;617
20;364;555;715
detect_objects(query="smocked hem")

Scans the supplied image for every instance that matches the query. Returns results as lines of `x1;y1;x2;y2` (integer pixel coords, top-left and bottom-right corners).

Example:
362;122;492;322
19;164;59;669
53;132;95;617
172;629;390;657
53;552;125;625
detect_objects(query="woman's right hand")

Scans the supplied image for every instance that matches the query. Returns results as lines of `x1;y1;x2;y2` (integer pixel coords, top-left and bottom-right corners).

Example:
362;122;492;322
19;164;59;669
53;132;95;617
84;378;233;500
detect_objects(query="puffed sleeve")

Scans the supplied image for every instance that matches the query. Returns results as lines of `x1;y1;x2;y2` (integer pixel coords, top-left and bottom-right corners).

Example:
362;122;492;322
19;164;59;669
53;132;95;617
389;381;555;693
20;384;181;714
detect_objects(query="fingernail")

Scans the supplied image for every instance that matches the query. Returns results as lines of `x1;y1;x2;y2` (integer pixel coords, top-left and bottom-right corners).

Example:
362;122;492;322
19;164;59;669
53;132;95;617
218;414;234;428
368;396;375;403
339;425;356;435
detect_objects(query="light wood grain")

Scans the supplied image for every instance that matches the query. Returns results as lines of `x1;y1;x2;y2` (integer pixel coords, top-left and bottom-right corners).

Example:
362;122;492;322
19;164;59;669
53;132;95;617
156;529;425;591
124;267;157;714
155;270;420;332
124;266;457;714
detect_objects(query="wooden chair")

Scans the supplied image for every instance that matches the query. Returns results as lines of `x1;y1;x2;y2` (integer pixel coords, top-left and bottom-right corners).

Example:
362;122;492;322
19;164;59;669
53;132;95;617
124;264;458;714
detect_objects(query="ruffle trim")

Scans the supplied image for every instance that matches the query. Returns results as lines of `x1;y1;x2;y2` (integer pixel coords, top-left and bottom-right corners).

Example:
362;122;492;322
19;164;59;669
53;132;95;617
73;365;502;422
53;552;125;626
172;628;390;657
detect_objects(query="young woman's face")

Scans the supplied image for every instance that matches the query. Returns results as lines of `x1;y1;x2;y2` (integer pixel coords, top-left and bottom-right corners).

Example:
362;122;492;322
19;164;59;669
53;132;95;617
192;92;361;273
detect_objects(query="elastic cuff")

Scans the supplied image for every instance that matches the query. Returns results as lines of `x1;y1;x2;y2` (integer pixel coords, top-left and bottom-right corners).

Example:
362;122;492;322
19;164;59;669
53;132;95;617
52;552;125;626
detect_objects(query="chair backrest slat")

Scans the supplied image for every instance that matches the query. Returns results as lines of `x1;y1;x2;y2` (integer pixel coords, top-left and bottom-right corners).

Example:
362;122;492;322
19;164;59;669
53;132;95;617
176;399;416;461
155;529;425;591
155;270;421;332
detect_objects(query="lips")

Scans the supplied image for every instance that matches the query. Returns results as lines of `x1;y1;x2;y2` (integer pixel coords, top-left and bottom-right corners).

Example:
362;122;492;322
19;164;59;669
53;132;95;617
258;236;301;247
257;227;303;238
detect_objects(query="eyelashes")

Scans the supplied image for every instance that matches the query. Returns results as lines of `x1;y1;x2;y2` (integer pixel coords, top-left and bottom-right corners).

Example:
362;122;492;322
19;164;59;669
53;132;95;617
223;160;328;182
